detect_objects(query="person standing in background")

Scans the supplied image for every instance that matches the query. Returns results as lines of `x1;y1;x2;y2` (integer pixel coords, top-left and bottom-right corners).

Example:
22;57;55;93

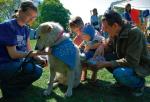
91;8;100;32
123;3;132;24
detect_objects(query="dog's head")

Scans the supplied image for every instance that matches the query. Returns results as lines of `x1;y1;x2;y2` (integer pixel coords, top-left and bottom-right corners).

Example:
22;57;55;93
35;22;64;50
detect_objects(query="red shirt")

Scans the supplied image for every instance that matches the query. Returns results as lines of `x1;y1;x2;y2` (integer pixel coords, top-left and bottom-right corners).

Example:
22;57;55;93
73;35;83;46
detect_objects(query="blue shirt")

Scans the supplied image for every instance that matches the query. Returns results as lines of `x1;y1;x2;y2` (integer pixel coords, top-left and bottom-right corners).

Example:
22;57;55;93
0;19;30;63
90;15;100;29
124;12;132;22
91;15;99;25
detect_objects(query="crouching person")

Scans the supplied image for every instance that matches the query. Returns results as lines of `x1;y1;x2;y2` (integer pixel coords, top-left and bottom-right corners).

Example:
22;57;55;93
92;10;150;96
0;1;48;100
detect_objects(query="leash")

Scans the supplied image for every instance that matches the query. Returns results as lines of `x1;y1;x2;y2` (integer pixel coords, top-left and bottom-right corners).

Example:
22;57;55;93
19;50;34;72
50;31;64;52
23;50;33;62
11;50;35;79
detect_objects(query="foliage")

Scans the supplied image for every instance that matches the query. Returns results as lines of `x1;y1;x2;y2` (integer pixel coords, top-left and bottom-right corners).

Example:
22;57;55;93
0;0;21;22
38;0;71;30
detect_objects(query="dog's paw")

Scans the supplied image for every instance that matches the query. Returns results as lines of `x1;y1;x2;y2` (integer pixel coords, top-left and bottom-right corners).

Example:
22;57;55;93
64;91;72;97
43;90;51;96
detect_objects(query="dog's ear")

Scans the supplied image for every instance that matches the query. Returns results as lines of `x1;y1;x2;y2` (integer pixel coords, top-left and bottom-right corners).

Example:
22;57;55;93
40;24;52;34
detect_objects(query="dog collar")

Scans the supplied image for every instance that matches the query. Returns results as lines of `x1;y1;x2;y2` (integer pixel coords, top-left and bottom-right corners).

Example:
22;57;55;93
54;31;64;43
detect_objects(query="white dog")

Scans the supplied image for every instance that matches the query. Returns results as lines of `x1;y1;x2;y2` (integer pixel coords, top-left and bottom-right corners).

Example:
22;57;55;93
35;22;81;97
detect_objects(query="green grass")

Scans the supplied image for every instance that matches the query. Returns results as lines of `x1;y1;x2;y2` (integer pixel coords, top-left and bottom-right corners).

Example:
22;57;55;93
1;40;150;102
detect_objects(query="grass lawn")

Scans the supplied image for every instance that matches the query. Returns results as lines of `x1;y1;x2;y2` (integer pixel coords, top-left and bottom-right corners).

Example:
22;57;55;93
1;40;150;102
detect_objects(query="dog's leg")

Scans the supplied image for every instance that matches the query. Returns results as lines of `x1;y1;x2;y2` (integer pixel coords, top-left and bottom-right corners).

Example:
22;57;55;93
74;68;81;88
47;76;59;87
43;67;56;96
65;71;74;97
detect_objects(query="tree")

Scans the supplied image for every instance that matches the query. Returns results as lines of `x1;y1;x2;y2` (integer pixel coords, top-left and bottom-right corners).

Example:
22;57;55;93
39;0;71;30
0;0;21;22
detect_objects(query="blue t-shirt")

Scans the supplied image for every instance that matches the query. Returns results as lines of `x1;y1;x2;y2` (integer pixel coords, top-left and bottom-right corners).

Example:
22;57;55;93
123;12;132;22
0;19;30;63
90;15;100;29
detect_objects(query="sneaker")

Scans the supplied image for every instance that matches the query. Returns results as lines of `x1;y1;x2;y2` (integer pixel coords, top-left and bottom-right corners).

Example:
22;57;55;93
132;86;145;97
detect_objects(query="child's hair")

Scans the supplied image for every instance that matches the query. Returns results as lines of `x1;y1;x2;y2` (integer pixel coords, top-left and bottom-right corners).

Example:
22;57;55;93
69;16;84;30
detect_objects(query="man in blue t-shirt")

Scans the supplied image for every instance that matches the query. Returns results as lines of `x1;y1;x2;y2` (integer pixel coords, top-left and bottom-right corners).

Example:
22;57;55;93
0;1;48;100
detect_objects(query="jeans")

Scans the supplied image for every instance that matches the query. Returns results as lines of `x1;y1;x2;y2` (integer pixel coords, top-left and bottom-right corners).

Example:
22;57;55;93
104;52;145;88
0;58;43;98
113;67;145;88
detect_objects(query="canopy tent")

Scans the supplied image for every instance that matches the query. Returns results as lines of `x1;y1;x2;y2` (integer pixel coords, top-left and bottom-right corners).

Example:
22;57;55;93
114;0;150;36
114;0;150;10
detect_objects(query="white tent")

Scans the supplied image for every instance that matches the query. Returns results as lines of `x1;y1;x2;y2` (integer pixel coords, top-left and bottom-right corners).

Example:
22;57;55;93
114;0;150;10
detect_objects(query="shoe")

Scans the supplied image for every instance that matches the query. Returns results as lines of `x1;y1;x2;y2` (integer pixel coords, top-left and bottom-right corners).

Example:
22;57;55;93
132;78;145;97
132;86;145;97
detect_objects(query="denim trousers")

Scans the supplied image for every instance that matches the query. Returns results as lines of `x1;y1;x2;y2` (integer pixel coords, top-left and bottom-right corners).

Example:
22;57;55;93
105;53;145;88
113;67;145;88
0;58;43;98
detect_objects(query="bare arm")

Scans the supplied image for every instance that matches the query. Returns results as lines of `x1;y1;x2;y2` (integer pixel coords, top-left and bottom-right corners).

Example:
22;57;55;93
6;46;30;59
6;45;48;59
27;37;32;51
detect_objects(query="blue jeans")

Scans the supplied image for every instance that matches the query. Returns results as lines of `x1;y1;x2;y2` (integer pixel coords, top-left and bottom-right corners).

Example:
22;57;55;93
113;67;145;88
0;58;43;98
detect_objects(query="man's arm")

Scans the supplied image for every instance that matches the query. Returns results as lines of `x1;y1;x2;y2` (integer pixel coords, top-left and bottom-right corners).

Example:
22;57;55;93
111;28;144;68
